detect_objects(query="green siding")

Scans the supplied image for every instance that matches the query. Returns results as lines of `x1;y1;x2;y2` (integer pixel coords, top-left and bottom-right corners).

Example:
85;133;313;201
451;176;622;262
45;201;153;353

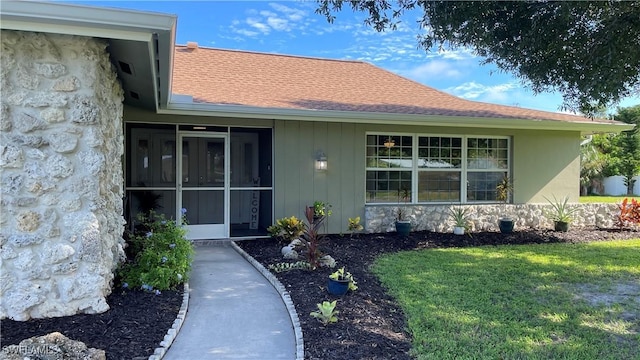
512;130;581;203
125;106;584;233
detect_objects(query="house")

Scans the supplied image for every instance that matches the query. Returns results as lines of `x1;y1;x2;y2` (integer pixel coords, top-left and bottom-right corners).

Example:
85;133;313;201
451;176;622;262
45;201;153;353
0;2;633;320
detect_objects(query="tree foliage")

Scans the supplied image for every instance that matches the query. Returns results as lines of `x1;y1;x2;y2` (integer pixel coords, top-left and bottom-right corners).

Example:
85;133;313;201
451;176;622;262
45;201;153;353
586;105;640;194
316;1;640;115
612;105;640;194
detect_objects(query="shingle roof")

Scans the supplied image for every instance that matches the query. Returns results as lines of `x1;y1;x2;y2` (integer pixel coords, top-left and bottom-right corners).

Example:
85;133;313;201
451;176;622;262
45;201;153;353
171;45;608;123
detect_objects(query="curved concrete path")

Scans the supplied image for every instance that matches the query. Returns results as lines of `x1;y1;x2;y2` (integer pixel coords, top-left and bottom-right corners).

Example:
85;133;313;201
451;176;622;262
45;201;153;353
163;242;296;359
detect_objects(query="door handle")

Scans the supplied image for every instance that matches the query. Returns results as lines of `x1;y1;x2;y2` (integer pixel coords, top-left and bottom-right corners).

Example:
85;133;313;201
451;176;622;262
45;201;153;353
199;176;204;186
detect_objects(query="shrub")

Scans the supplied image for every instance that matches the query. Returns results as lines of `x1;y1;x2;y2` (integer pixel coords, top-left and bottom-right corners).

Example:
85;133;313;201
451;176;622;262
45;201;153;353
267;216;305;242
299;206;326;269
616;198;640;228
118;210;194;291
310;300;339;325
347;216;363;237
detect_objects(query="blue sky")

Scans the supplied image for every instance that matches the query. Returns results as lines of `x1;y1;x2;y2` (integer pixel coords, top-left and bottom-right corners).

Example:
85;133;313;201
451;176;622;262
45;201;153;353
68;1;638;114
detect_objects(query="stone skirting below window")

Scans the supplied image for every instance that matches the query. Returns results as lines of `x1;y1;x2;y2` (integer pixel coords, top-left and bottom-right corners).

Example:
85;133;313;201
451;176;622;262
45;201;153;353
365;203;621;233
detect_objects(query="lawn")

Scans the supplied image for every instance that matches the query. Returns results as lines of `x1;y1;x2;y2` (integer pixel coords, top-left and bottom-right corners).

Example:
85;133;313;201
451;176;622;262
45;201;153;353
373;239;640;360
580;195;638;203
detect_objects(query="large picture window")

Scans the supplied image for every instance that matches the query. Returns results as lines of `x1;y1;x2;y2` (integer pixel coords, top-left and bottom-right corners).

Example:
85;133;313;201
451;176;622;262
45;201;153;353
366;133;510;204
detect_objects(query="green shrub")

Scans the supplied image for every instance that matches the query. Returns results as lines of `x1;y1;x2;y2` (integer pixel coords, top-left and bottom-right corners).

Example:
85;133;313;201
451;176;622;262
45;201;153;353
267;216;305;242
118;210;194;291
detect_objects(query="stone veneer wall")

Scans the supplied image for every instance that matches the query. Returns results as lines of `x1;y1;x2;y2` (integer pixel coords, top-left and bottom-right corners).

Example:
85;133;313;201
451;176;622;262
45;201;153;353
0;30;125;320
365;203;621;233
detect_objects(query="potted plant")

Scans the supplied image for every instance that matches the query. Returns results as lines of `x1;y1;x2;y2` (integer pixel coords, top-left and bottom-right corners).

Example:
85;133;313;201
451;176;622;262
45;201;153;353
327;267;357;295
544;195;578;232
496;175;515;233
448;206;470;235
395;187;411;236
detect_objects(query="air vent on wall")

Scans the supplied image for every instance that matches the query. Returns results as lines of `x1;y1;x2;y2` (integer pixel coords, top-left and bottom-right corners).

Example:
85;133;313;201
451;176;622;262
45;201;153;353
129;91;139;100
118;61;134;75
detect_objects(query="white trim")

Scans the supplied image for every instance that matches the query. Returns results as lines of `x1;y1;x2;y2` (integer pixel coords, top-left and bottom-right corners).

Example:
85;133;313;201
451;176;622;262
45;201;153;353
161;102;634;134
365;133;512;205
0;1;176;34
178;132;230;239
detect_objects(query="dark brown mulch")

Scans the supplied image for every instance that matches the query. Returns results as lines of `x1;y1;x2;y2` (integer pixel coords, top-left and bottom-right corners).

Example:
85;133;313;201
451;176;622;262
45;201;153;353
0;285;183;360
1;228;637;360
237;227;639;360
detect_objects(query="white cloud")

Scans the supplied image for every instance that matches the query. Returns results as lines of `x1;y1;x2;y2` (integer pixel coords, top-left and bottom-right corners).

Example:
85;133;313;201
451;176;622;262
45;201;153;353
446;81;519;102
427;48;477;61
269;3;307;21
247;18;270;34
267;17;290;31
404;61;463;81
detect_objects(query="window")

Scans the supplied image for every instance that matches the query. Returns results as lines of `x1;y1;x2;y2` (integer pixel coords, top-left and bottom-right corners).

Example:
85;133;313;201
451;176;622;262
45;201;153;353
365;133;510;204
366;135;412;203
466;138;509;202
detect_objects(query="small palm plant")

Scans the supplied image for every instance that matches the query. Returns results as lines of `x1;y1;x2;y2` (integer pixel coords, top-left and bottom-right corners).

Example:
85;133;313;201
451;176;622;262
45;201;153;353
543;195;579;232
448;206;471;235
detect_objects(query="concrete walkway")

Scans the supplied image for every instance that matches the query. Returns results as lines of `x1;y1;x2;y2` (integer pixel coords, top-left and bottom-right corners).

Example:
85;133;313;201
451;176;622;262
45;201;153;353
163;243;297;359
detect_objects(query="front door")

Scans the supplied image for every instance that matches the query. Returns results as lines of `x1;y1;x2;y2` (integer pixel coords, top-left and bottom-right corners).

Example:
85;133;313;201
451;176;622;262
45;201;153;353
179;133;228;239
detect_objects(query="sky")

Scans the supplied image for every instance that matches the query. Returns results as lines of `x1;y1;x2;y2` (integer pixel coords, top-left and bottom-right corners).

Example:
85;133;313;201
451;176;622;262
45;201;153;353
66;0;639;114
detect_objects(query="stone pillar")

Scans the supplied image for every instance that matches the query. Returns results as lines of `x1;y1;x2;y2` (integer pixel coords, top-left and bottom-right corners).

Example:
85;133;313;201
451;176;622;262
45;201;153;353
1;30;125;320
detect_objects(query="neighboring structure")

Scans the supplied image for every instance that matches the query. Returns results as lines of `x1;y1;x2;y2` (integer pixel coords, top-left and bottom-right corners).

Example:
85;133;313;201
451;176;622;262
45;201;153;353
602;175;640;196
0;2;634;320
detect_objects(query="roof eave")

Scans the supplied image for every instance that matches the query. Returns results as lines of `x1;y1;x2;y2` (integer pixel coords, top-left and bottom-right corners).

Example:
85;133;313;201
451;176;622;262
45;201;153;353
0;1;176;111
162;101;634;133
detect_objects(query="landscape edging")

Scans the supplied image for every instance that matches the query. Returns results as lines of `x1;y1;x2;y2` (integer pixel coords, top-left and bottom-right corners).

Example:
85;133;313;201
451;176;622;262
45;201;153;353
148;282;190;360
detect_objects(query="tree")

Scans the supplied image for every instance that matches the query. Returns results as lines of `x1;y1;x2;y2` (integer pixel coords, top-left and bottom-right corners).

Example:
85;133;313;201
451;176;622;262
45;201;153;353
612;105;640;194
580;138;606;195
316;1;640;115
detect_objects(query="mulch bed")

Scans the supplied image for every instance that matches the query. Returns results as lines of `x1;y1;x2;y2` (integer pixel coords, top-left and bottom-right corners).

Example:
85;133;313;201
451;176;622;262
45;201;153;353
237;227;639;360
0;285;183;360
1;228;637;360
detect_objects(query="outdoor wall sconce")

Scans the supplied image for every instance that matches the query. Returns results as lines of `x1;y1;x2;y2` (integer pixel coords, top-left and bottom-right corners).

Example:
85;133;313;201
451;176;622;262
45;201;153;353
384;137;395;148
315;151;327;171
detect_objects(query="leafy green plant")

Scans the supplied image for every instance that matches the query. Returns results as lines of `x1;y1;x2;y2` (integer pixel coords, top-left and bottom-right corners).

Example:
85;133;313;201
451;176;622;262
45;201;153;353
267;216;305;242
495;175;513;203
118;210;194;291
347;216;363;237
313;201;332;218
329;267;358;291
448;206;471;228
544;195;579;223
310;300;339;325
268;261;312;273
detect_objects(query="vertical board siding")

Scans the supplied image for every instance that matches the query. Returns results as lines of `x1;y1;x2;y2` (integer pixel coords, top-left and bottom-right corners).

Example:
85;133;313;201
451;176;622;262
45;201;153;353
274;120;363;234
325;122;343;233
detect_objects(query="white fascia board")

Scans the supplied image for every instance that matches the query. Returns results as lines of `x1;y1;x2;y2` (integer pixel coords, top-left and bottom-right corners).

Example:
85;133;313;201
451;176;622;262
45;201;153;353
0;19;152;41
161;101;634;133
0;1;176;37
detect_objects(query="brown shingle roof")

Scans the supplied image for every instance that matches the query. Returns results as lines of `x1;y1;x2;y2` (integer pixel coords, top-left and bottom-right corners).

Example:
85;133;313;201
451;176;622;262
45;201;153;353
171;45;606;123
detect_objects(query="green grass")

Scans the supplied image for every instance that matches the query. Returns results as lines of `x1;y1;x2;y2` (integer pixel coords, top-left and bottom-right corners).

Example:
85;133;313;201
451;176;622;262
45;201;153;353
580;195;638;203
373;239;640;360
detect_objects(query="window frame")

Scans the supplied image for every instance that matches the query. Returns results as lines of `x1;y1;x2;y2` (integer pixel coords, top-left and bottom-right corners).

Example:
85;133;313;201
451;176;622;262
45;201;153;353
365;132;511;204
